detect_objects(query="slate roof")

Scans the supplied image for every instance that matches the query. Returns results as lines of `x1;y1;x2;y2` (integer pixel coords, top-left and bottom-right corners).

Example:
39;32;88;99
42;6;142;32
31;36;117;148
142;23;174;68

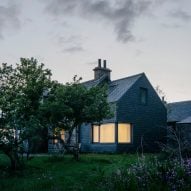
83;75;107;89
167;101;191;122
83;73;144;103
177;116;191;124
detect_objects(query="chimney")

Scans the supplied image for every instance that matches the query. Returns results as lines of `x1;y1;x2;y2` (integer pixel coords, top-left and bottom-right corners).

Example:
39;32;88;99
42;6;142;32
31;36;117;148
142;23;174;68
103;60;106;68
93;59;111;81
98;59;101;68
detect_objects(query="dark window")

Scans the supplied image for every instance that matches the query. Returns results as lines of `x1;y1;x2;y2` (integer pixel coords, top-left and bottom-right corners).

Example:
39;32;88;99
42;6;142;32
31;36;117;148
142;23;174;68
140;88;148;105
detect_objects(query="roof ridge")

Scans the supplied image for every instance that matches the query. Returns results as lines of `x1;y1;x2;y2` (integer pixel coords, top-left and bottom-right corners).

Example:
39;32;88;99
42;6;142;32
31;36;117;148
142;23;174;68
110;73;144;83
168;100;191;105
83;72;144;84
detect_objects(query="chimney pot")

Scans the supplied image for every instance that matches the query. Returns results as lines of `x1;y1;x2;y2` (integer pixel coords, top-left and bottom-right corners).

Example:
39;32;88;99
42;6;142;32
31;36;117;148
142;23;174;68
103;60;106;68
93;59;111;81
98;59;101;68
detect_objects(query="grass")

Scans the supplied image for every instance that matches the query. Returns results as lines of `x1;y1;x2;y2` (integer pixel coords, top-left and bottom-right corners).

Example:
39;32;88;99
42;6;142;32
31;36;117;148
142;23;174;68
0;153;144;191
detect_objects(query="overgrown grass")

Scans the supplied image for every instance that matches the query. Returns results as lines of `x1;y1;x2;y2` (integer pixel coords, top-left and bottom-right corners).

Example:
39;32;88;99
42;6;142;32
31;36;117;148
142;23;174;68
0;153;143;191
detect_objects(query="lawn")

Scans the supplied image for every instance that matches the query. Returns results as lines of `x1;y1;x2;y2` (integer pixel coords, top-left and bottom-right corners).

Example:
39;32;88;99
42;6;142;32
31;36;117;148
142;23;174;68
0;153;142;191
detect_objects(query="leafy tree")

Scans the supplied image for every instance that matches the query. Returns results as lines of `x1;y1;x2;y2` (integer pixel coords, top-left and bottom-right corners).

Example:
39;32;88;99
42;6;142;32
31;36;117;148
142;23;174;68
0;58;52;170
42;76;112;159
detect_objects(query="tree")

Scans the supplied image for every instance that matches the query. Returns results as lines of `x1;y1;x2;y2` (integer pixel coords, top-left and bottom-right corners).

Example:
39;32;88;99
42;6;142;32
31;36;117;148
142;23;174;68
155;85;167;104
42;76;112;159
0;58;52;170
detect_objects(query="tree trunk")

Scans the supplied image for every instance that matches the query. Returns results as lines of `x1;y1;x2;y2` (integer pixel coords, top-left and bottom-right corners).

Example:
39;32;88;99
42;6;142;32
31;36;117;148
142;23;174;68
74;125;80;161
5;150;22;170
66;129;73;144
65;126;80;161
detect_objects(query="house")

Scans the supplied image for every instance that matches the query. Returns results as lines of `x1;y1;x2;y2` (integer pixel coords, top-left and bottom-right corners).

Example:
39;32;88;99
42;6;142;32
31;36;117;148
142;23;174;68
167;101;191;126
167;101;191;143
48;59;167;153
79;59;167;153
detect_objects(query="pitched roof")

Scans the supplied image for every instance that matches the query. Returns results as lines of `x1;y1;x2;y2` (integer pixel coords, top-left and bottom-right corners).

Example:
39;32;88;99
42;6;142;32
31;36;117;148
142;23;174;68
177;116;191;124
167;101;191;122
83;73;144;103
83;75;107;89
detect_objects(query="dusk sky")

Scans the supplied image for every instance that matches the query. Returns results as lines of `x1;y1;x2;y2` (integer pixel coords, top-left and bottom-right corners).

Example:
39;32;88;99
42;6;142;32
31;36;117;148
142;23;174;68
0;0;191;102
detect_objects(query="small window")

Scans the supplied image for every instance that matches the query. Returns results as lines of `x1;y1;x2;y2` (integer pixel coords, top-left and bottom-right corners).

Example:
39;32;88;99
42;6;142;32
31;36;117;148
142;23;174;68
53;139;58;144
93;125;99;143
118;123;132;143
140;88;148;105
60;130;65;141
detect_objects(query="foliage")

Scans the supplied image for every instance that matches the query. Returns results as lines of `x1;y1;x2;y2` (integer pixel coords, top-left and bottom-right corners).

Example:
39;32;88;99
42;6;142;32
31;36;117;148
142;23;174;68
101;156;191;191
155;85;167;103
0;154;139;191
2;153;190;191
160;126;191;165
0;58;52;169
41;75;112;159
0;57;112;166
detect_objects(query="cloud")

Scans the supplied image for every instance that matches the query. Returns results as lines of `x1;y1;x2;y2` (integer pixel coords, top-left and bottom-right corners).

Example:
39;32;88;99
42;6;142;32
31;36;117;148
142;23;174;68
161;23;182;29
64;46;84;53
56;35;84;53
0;2;21;39
169;10;191;22
43;0;156;43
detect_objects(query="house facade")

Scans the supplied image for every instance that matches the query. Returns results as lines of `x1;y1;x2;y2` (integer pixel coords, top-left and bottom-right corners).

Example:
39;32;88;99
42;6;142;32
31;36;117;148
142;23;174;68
167;101;191;144
167;101;191;127
48;59;167;153
79;59;167;153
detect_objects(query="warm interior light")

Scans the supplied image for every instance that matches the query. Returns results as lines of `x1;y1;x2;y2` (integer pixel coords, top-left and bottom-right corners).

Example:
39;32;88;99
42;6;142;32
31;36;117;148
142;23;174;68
93;125;99;142
100;123;115;143
118;123;131;143
60;130;65;141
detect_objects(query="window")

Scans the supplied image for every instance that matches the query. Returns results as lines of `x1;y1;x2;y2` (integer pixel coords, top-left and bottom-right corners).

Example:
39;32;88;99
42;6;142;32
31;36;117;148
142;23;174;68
92;123;132;144
93;125;99;143
92;123;115;143
60;130;65;141
53;139;58;144
100;124;115;143
53;129;65;144
118;123;131;143
140;88;148;105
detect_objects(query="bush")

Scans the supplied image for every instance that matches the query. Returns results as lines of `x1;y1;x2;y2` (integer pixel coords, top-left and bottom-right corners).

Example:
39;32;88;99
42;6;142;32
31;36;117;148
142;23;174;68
100;157;191;191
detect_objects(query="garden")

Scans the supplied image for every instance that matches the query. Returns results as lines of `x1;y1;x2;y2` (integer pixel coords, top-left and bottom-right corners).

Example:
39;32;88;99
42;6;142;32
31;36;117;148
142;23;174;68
0;153;191;191
0;58;190;191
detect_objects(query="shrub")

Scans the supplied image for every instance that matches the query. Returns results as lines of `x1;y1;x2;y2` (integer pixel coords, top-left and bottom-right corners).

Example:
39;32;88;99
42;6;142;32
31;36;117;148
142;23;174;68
100;157;191;191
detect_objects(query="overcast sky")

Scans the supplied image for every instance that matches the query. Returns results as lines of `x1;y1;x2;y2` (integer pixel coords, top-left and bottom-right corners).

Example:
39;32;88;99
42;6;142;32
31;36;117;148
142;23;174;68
0;0;191;102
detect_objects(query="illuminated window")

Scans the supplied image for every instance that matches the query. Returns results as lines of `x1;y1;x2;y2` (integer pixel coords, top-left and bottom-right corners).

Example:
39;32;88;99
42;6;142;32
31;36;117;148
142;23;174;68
60;130;65;141
93;125;99;143
92;123;115;143
53;139;58;144
140;88;148;105
118;123;131;143
100;124;115;143
92;123;132;144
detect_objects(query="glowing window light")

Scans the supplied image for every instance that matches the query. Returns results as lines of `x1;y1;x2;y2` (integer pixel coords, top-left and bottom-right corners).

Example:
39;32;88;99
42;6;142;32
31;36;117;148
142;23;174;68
100;123;115;143
93;125;99;143
118;123;131;143
60;130;65;141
